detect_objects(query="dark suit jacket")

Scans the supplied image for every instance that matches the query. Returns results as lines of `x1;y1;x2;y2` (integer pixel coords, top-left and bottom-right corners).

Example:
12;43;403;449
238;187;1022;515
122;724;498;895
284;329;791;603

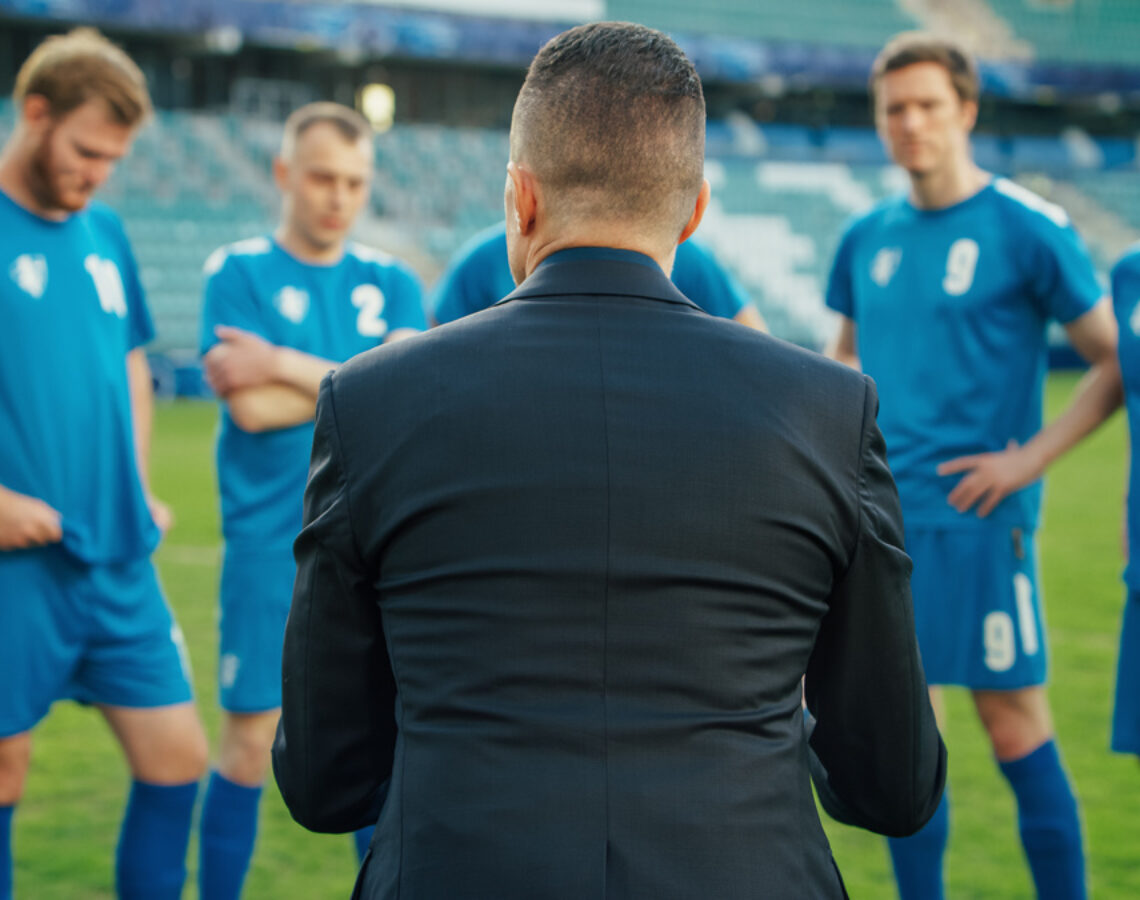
273;247;946;900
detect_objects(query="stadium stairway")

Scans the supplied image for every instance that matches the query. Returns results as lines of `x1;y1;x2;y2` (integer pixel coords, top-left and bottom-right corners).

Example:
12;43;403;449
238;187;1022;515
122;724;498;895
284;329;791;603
898;0;1034;61
987;0;1140;67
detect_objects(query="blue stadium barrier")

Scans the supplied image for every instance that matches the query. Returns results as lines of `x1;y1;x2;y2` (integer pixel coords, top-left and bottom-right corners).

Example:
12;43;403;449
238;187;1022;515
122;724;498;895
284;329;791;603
7;0;1140;98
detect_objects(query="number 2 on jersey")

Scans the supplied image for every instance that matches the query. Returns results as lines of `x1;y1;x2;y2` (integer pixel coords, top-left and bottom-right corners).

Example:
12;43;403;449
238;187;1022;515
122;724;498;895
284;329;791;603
942;238;979;296
352;284;389;338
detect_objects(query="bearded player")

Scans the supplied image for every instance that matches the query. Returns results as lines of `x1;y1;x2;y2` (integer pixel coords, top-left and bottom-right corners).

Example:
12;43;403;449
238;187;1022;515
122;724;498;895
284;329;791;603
0;29;208;900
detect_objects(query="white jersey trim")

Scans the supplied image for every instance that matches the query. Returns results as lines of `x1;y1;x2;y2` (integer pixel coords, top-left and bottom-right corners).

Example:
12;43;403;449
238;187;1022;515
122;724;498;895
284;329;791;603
346;242;396;266
992;177;1070;229
203;236;273;277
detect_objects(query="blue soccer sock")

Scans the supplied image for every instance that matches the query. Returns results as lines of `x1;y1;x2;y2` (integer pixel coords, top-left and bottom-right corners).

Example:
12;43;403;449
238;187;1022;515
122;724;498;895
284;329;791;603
0;805;13;900
999;740;1086;900
887;789;948;900
199;771;263;900
116;779;198;900
353;824;375;863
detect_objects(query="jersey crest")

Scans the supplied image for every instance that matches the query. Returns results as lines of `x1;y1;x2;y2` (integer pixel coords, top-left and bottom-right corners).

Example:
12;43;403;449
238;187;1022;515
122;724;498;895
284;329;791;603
274;286;310;324
10;253;47;299
84;255;128;317
870;247;902;287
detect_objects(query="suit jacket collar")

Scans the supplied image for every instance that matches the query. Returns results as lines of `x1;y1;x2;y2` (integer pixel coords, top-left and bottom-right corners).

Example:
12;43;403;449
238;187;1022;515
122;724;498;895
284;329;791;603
496;246;703;312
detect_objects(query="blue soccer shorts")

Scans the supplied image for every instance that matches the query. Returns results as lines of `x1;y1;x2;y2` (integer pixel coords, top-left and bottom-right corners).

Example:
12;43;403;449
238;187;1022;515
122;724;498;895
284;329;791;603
1112;589;1140;754
0;545;194;738
905;521;1047;690
217;544;295;713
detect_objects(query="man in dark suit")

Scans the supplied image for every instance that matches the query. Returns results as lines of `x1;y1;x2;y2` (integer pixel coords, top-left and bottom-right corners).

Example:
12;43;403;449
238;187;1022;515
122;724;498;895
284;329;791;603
273;21;945;900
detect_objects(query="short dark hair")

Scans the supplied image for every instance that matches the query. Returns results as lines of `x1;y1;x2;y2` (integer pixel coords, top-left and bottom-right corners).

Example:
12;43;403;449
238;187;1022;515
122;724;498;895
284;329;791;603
281;101;372;158
510;21;706;237
871;32;979;104
14;28;150;126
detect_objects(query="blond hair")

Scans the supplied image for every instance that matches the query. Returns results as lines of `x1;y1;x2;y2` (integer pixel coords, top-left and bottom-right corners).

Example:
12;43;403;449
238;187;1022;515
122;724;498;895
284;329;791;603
14;28;151;126
280;102;372;159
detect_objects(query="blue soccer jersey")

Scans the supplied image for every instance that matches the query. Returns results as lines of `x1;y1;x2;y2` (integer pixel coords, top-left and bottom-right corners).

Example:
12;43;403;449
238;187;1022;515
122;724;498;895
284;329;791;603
827;178;1101;529
0;190;158;563
200;237;426;548
431;221;749;324
1112;246;1140;589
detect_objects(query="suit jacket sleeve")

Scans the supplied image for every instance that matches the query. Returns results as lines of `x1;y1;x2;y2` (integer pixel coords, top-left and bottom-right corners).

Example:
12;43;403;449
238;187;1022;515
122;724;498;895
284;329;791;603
805;376;947;838
272;372;397;833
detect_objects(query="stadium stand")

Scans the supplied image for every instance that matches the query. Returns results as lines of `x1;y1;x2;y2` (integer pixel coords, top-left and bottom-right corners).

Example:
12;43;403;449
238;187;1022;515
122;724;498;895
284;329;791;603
607;0;917;48
988;0;1140;67
83;110;1131;364
3;0;1139;375
899;0;1034;62
5;90;1132;366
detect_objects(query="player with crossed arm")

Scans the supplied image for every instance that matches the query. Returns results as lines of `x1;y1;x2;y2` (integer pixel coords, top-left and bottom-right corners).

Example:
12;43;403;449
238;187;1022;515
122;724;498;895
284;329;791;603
197;102;426;898
0;29;208;899
431;219;767;328
827;32;1121;900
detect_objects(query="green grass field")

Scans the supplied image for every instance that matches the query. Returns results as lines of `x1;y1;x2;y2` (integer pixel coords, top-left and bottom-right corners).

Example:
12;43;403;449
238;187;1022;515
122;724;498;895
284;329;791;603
11;372;1136;898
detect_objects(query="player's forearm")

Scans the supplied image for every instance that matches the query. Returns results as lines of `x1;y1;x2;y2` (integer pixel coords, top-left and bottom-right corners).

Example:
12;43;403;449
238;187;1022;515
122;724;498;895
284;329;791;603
127;348;155;492
270;346;338;400
733;305;769;333
1023;357;1123;474
825;318;861;371
226;384;317;433
828;349;860;370
386;327;420;344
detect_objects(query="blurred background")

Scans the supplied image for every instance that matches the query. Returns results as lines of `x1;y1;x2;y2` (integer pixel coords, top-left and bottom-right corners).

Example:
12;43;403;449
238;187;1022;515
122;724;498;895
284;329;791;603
3;5;1138;897
1;0;1139;376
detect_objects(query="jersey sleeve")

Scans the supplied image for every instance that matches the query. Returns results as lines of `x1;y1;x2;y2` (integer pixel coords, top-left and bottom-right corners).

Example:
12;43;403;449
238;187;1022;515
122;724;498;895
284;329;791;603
430;229;512;325
381;263;428;336
199;250;270;356
430;255;477;325
1022;208;1103;324
825;220;859;320
120;234;155;351
97;206;154;350
1112;247;1140;325
672;241;749;319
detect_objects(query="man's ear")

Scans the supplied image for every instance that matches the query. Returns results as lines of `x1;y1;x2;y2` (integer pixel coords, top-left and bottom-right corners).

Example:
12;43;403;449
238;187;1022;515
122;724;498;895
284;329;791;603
678;178;711;245
272;156;290;193
961;98;979;134
507;161;539;237
21;94;53;135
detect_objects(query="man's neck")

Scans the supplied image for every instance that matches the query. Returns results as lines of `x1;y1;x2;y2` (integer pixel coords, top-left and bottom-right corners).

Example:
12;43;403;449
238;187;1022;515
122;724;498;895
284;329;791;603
909;159;989;211
520;225;675;282
274;226;345;266
0;142;67;221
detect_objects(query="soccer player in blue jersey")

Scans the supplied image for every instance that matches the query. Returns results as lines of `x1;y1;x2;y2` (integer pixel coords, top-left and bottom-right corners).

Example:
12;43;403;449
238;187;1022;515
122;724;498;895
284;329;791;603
431;219;767;328
1111;247;1140;763
197;102;426;898
826;33;1121;900
0;30;208;900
